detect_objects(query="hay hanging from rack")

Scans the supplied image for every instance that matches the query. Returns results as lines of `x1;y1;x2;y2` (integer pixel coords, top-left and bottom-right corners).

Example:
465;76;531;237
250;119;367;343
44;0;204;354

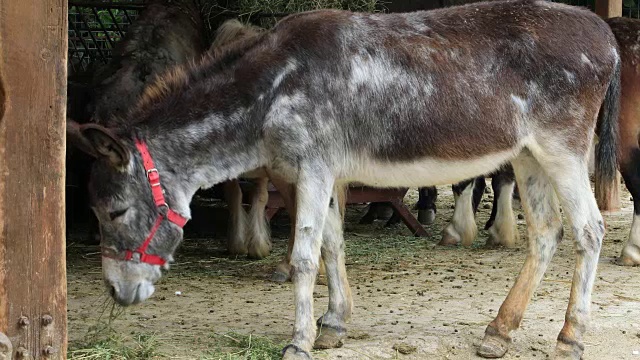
204;0;384;28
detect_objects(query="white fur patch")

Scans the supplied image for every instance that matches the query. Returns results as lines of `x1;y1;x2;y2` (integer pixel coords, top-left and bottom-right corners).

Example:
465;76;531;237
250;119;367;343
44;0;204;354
563;69;576;83
272;60;298;90
343;145;525;187
510;94;528;114
348;54;432;98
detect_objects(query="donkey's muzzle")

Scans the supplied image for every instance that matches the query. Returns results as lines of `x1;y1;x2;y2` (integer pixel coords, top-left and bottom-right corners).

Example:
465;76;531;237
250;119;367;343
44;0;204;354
106;278;155;306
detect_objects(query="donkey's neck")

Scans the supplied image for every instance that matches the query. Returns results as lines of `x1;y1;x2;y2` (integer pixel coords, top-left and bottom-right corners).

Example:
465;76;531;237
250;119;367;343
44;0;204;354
126;31;288;214
144;105;266;199
129;80;268;219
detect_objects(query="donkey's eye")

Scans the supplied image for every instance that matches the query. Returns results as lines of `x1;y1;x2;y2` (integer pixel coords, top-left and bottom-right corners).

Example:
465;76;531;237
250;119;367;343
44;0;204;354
109;209;128;221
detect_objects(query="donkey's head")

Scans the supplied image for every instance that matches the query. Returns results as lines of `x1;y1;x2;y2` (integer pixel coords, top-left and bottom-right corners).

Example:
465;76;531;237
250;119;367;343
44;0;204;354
68;121;189;306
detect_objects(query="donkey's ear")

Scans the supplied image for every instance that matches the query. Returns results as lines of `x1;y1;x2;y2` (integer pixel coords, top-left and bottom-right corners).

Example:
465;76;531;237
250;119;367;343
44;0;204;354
67;119;98;158
81;124;131;168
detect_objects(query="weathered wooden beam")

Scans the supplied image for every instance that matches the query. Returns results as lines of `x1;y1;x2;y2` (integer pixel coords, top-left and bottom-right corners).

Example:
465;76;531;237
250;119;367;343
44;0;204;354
596;0;623;18
0;0;68;359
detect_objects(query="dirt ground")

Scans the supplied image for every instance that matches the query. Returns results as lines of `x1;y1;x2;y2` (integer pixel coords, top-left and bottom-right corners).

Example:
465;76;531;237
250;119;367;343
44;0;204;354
66;183;640;359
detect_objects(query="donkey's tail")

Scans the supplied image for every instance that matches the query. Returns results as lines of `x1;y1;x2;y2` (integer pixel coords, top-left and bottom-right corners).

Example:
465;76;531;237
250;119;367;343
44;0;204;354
595;57;621;211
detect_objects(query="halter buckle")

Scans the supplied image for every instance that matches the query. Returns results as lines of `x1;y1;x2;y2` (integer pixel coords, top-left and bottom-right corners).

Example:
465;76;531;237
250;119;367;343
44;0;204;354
146;168;159;182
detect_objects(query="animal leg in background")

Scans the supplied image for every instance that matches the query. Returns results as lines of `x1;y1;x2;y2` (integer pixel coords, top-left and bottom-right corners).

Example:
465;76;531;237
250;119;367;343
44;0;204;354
610;17;640;266
246;177;272;259
270;177;297;283
416;186;438;225
440;177;485;246
485;166;519;248
224;179;248;256
359;202;395;224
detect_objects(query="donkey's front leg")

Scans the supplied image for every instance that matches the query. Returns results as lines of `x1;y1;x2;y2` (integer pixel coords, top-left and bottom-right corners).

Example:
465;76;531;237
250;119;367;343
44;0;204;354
283;168;334;360
314;185;352;350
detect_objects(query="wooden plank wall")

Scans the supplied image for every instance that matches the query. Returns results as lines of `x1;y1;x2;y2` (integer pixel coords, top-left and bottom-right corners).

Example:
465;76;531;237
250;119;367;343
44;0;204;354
0;0;68;359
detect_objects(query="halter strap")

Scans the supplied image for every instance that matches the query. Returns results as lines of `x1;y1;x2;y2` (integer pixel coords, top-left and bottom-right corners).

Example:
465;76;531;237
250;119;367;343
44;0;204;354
101;139;188;266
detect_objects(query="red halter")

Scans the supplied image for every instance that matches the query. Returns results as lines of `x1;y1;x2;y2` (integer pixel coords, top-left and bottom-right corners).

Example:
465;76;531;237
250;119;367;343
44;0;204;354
101;139;188;266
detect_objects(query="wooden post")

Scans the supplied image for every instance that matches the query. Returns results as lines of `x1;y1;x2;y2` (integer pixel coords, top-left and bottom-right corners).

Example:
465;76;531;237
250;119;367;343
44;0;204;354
596;0;622;18
0;1;68;359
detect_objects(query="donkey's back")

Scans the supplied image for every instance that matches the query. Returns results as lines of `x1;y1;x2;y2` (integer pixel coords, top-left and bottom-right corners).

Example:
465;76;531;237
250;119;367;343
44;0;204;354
262;0;617;186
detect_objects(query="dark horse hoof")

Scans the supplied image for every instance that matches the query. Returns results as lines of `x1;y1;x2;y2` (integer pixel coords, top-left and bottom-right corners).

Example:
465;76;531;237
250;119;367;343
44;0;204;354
418;209;436;225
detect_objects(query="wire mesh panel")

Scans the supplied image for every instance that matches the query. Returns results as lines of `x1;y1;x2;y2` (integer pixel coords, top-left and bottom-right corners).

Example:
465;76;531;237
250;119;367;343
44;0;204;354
623;0;640;18
68;1;146;76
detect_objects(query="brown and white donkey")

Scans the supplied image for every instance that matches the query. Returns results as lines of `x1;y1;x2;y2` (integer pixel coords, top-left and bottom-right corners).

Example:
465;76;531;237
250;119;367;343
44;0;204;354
68;1;619;359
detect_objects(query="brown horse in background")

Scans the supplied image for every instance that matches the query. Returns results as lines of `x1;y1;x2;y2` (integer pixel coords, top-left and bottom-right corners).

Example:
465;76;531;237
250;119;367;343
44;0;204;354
608;17;640;266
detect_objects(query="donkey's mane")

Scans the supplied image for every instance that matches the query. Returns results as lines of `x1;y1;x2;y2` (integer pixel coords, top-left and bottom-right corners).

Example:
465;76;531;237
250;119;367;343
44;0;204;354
210;19;265;50
132;20;267;123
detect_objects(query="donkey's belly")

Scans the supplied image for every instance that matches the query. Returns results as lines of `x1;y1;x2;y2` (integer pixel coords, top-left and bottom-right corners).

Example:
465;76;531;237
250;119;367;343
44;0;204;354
344;146;521;188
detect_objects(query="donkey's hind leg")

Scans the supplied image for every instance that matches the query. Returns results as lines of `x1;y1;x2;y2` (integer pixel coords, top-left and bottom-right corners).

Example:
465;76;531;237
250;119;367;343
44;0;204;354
485;166;519;248
224;179;248;256
440;177;485;247
542;156;605;359
479;152;563;358
314;185;353;350
282;165;334;359
246;177;272;259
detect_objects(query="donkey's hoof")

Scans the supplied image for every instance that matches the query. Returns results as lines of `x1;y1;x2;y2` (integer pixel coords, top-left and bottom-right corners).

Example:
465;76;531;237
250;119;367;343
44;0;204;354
271;271;290;283
314;326;346;349
418;209;436;225
554;339;584;359
478;332;510;358
282;344;312;360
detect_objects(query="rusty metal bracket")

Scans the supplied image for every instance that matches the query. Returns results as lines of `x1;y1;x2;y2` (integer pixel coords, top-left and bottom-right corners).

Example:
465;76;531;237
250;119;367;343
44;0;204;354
0;332;12;360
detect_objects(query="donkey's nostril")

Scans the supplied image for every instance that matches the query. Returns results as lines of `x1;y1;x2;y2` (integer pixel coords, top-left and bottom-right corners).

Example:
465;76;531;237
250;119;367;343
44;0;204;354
109;284;117;298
